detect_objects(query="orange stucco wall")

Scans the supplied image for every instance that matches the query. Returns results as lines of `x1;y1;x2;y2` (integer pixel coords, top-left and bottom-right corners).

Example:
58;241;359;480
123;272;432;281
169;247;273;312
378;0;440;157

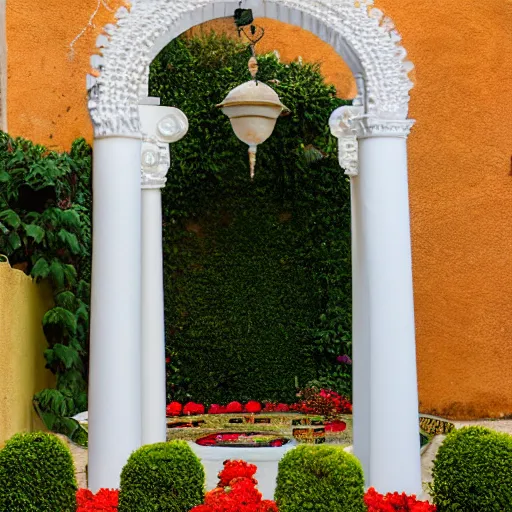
4;0;512;419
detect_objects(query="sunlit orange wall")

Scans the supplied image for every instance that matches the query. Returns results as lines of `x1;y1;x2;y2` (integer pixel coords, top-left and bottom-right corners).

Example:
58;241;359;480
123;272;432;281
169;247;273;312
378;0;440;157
5;0;512;419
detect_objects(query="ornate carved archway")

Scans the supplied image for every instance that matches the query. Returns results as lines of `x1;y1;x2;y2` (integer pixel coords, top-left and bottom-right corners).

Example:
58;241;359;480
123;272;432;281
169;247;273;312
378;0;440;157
87;0;421;497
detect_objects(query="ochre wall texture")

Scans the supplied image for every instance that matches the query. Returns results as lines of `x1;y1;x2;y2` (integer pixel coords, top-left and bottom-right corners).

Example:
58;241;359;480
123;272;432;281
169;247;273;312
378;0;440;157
4;0;512;419
0;262;54;445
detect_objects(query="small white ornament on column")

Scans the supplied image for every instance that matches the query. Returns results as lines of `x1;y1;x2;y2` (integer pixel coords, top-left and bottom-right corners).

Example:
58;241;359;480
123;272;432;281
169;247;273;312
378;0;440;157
329;105;364;177
139;103;188;446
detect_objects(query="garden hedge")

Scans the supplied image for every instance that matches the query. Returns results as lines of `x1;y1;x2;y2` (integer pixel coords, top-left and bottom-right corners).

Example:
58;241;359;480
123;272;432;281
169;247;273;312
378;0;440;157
0;432;77;511
150;33;353;405
274;444;365;511
118;440;205;511
431;426;512;511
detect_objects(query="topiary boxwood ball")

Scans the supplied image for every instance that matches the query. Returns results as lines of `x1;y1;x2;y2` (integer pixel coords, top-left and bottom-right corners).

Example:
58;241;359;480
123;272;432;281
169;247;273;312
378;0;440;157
275;444;365;512
431;426;512;511
118;440;205;512
0;431;77;511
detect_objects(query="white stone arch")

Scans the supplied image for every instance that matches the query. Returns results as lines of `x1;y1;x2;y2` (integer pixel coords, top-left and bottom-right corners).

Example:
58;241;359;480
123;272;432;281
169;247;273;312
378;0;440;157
87;0;414;137
87;0;421;498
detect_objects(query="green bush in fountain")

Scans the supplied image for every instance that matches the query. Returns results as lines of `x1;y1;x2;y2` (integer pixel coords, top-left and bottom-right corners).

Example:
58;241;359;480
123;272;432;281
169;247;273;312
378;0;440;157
275;444;365;512
0;432;77;511
431;426;512;511
118;440;205;512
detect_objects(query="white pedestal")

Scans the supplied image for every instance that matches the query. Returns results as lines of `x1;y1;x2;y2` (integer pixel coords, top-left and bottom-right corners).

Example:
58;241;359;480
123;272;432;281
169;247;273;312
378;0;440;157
188;440;297;500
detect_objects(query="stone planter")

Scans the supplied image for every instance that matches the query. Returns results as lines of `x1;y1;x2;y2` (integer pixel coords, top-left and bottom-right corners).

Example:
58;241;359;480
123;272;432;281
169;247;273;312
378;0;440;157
188;433;297;500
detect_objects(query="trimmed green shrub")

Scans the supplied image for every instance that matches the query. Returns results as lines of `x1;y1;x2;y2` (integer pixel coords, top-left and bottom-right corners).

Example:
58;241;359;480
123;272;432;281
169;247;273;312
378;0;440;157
431;426;512;511
118;440;205;512
0;432;77;511
275;444;365;511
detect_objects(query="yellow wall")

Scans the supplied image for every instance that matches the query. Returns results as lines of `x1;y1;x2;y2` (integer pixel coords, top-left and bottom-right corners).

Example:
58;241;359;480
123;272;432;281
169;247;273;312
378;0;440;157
4;0;512;418
0;262;55;445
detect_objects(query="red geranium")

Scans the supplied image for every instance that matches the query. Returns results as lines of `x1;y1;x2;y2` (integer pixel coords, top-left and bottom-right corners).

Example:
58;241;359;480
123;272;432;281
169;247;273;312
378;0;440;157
364;487;436;512
262;402;276;412
275;403;290;412
218;460;257;487
183;402;205;415
208;404;227;414
76;488;118;511
325;420;347;432
190;459;278;512
226;401;243;413
166;401;182;417
245;401;262;413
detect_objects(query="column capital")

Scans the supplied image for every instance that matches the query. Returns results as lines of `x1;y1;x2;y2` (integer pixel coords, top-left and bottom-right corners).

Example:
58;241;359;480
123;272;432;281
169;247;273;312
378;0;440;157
138;104;189;190
356;117;415;139
329;105;364;177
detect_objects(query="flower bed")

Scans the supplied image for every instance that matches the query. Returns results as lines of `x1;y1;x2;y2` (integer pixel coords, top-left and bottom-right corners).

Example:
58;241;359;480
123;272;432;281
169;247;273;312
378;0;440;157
166;390;352;419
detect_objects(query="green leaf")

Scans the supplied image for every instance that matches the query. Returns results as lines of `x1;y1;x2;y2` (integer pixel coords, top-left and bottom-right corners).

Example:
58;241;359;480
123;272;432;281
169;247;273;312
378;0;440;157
0;169;10;182
51;343;81;370
57;229;80;254
31;257;50;279
8;231;21;251
24;223;45;243
55;291;76;310
0;209;21;228
49;260;65;289
60;209;81;230
43;306;77;335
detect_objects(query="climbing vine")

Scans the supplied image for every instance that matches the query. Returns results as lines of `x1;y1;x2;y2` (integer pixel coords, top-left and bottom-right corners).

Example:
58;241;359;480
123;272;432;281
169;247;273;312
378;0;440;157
150;34;353;403
0;133;91;441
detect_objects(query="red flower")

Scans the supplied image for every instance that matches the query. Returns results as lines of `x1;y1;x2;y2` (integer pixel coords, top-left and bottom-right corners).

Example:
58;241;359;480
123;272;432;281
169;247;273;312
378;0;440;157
165;357;171;363
226;401;243;413
183;402;205;415
275;403;290;412
364;487;436;512
325;420;347;432
191;459;278;512
244;401;262;413
218;460;257;487
76;488;118;511
166;401;182;417
262;402;276;412
208;404;227;414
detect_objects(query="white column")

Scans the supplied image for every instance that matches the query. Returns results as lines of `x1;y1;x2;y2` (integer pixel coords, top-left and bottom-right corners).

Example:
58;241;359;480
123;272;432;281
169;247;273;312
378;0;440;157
88;135;143;492
350;176;371;482
358;118;421;494
138;103;188;446
141;185;167;444
329;106;371;480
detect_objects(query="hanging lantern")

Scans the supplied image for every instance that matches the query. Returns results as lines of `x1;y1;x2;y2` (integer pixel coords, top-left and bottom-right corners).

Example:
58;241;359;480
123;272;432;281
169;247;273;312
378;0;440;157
217;16;288;180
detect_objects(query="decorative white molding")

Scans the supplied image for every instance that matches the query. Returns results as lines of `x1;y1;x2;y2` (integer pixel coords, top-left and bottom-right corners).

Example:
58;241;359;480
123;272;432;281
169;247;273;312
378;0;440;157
356;117;415;138
329;105;364;177
139;104;189;189
141;136;171;189
87;0;415;138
